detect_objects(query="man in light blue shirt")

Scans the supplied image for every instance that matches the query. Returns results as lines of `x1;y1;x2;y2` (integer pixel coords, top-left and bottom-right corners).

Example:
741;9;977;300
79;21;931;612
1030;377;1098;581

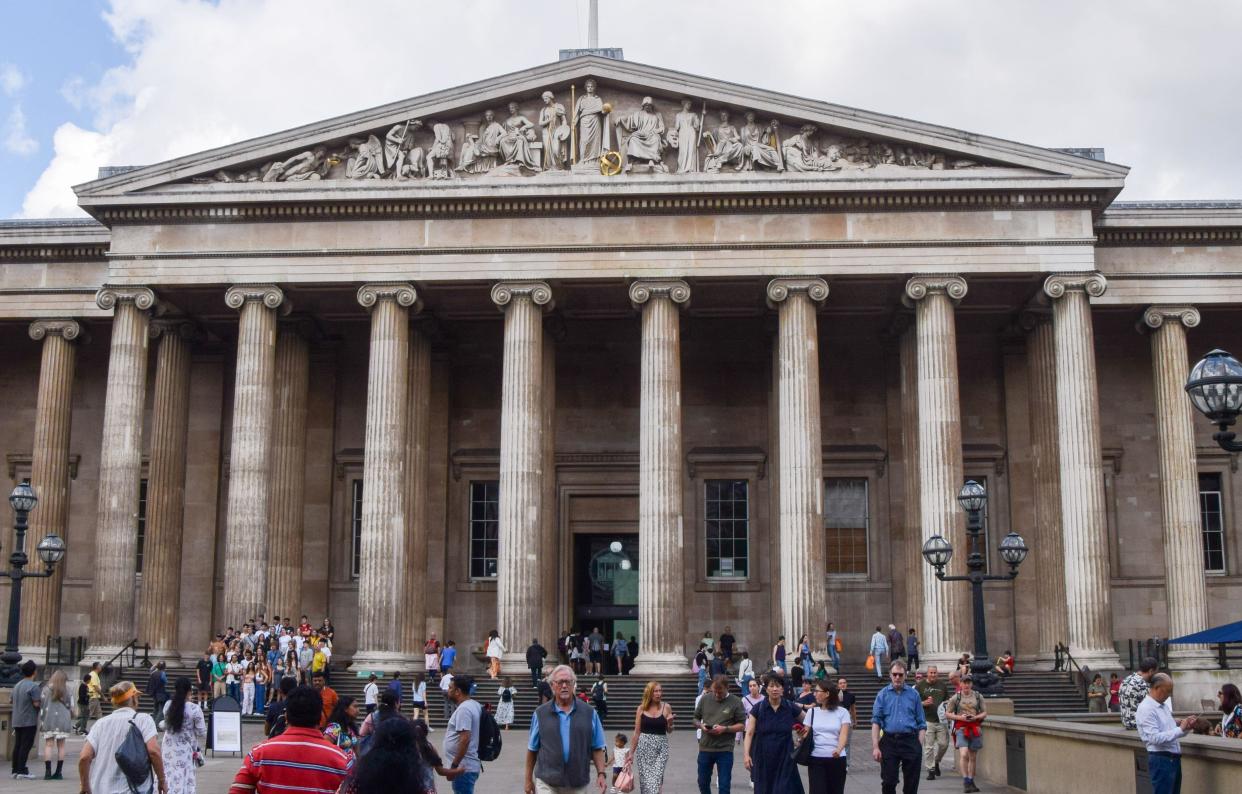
1136;673;1197;794
871;660;927;794
525;665;608;794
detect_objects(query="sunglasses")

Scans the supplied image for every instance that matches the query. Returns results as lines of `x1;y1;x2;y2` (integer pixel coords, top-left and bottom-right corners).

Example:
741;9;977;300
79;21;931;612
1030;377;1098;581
891;672;905;678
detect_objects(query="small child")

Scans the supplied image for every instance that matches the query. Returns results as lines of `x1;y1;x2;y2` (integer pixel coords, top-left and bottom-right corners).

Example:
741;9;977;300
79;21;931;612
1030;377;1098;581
612;733;629;788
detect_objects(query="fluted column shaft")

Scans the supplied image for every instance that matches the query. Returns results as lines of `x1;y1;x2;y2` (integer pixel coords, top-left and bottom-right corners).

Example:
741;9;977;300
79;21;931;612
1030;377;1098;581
906;276;970;663
1025;316;1069;663
1044;274;1121;667
765;278;829;656
355;284;416;667
21;320;81;650
898;324;925;635
539;331;559;655
401;328;432;657
1145;306;1214;668
266;326;311;618
222;286;284;626
492;281;551;669
138;322;195;655
88;288;156;657
630;279;690;673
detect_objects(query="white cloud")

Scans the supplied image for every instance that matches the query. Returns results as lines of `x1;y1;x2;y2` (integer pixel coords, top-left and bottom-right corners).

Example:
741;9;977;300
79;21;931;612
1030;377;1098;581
0;63;26;96
17;0;1242;217
3;105;38;156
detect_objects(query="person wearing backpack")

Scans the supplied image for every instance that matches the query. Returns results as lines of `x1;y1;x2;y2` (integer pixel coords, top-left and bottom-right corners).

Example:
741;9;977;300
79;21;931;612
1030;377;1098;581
497;677;518;730
943;674;989;793
443;674;484;793
77;680;166;794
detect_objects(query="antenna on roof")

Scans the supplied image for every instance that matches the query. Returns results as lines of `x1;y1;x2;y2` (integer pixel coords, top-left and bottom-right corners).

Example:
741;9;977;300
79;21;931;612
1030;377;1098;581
560;0;623;61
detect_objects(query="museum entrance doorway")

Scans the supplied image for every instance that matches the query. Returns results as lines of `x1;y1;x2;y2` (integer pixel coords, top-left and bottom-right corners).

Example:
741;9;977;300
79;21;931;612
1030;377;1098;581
571;532;639;675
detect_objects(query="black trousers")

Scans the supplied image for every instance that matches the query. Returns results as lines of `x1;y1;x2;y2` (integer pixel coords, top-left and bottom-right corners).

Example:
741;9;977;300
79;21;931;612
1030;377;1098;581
879;733;921;794
12;725;36;774
807;755;848;794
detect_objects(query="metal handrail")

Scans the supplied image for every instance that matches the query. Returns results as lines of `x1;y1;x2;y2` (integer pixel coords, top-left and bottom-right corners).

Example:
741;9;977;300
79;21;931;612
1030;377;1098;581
1216;641;1242;669
44;635;87;666
101;639;151;675
1057;643;1091;700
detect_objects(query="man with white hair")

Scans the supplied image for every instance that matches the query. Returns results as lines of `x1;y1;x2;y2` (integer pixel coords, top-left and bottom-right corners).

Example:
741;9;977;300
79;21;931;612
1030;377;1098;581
1136;673;1197;794
77;681;166;794
524;664;608;794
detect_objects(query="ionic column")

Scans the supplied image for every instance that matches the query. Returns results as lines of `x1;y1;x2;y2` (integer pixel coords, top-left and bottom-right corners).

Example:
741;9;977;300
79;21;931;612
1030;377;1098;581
630;279;691;674
897;321;925;635
905;276;970;663
21;320;81;652
491;282;552;670
86;288;157;659
539;325;560;658
401;326;432;658
1022;312;1070;666
354;283;418;670
266;321;312;619
222;285;285;626
1043;274;1121;667
767;278;829;658
137;320;197;657
1143;305;1215;669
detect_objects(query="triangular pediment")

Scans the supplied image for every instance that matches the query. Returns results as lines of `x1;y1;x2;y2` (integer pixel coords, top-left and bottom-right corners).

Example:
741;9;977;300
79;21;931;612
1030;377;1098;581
75;56;1127;207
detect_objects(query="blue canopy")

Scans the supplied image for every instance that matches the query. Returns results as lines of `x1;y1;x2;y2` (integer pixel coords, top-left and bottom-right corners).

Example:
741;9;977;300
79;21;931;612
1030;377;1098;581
1168;619;1242;644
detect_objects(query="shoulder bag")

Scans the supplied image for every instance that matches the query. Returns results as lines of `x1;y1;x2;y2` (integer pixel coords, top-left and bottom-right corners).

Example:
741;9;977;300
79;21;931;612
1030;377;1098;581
791;706;815;765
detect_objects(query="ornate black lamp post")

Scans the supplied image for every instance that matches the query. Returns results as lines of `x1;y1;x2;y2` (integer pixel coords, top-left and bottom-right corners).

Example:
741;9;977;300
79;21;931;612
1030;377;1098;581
921;480;1028;695
1185;349;1242;452
1;480;67;685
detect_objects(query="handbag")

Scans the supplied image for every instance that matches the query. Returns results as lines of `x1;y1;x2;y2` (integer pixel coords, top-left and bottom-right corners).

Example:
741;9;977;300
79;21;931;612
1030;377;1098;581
865;654;875;671
615;755;635;792
791;707;815;766
834;637;843;653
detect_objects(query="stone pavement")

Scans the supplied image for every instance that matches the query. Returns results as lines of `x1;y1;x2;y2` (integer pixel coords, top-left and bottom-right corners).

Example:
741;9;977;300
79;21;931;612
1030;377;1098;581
0;724;1019;793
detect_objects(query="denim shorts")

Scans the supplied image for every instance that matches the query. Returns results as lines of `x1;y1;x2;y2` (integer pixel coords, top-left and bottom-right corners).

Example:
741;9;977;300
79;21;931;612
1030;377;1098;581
953;729;983;751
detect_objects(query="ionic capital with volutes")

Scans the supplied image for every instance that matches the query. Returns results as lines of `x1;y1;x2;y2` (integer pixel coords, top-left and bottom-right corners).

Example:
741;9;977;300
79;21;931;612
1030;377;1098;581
1043;273;1107;300
491;281;554;311
766;277;828;308
148;318;202;343
1141;305;1201;331
629;279;691;310
96;286;158;313
29;319;83;342
225;284;287;312
357;282;419;310
904;275;967;304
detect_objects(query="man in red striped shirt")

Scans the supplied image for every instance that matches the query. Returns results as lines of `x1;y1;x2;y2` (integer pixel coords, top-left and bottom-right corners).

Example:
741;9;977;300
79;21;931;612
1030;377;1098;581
230;686;352;794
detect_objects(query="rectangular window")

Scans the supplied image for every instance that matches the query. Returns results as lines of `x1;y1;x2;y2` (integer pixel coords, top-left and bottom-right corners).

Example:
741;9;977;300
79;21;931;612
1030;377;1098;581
350;479;364;579
470;481;500;579
135;478;149;573
1200;473;1227;573
705;479;749;578
825;478;869;575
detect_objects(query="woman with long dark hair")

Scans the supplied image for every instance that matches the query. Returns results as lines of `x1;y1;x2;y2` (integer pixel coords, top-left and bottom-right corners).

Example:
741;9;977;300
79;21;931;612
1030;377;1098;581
340;712;432;794
323;695;361;757
161;677;206;794
1219;682;1242;737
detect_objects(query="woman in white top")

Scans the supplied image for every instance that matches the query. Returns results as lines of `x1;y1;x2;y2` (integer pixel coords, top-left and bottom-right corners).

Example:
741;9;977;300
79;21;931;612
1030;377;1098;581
736;651;755;688
803;679;850;794
486;629;506;679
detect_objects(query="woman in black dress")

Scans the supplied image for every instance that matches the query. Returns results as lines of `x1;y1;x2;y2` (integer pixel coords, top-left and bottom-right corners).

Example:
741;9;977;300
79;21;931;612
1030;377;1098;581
744;674;805;794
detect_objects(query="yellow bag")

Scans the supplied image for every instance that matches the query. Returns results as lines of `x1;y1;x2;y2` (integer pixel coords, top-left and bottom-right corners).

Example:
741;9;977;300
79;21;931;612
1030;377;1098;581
865;654;875;671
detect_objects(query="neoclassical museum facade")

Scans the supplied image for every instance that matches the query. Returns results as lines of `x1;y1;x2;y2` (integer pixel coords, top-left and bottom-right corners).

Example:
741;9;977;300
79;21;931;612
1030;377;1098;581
3;57;1240;682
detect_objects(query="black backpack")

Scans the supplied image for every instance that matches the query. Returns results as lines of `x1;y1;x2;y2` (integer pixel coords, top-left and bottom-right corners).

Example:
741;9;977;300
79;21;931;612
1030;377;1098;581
500;688;513;704
477;706;502;762
115;719;152;793
78;680;89;706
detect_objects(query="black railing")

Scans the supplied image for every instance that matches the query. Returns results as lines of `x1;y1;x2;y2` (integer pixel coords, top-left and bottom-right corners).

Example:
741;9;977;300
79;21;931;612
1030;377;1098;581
1058;644;1091;701
45;635;87;666
101;639;151;678
1216;642;1242;669
1125;638;1168;670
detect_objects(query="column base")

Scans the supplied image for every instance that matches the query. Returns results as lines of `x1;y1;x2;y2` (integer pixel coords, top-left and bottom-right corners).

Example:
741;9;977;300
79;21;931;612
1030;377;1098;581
1167;647;1220;671
16;645;46;666
1064;647;1123;671
500;652;534;676
1170;668;1233;711
630;652;689;675
350;650;417;674
920;651;963;668
1032;651;1060;672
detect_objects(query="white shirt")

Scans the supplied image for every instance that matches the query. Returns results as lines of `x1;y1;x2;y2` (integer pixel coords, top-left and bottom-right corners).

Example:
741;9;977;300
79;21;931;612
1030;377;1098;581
440;672;454;693
807;705;851;758
487;637;505;658
870;632;888;655
364;682;379;706
737;658;754;682
613;746;629;768
414;681;427;702
1136;694;1186;754
87;708;157;794
278;634;291;654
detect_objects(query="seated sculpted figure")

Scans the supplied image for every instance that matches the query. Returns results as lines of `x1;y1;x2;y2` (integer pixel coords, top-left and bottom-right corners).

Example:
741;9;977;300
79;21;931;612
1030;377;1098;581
616;96;668;173
740;112;783;171
703;110;745;173
457;110;505;174
496;101;541;172
783;125;842;172
346;135;385;179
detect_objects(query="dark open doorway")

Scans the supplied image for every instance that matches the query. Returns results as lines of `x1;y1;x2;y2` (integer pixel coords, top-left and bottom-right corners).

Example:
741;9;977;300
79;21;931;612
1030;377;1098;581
573;533;638;674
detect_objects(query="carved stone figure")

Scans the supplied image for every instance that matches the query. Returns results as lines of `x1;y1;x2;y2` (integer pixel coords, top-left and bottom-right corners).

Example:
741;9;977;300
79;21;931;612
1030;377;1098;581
428;123;453;179
496;101;541;173
262;146;330;182
615;97;667;173
457;110;504;174
703;110;745;173
740;112;783;171
783;125;841;172
573;78;606;166
346;134;386;179
385;120;425;180
667;99;701;174
539;91;570;170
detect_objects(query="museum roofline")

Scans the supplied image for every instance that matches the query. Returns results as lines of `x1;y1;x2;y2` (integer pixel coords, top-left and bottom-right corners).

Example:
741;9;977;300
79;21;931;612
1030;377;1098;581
1099;201;1242;228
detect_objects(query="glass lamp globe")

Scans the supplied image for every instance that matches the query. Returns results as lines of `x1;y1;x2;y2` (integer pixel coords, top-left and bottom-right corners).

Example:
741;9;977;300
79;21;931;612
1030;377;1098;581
998;532;1029;567
1185;349;1242;425
9;481;37;513
957;480;987;514
609;541;623;554
36;534;66;566
922;534;953;569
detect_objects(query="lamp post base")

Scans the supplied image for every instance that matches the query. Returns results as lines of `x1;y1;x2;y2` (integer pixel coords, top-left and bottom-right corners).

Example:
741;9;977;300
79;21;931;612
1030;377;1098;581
969;659;1004;696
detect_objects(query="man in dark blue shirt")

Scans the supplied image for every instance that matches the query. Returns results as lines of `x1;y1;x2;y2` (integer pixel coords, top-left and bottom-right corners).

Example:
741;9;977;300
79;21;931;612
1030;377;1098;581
871;660;927;794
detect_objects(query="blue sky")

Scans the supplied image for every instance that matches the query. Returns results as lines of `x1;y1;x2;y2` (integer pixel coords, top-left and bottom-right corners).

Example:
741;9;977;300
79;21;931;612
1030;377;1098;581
3;1;1241;219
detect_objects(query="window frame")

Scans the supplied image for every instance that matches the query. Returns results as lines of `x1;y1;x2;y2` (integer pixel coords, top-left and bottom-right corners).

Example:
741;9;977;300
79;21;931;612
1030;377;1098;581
704;478;751;581
349;478;363;580
824;476;871;578
468;480;500;581
135;477;149;574
1199;471;1228;575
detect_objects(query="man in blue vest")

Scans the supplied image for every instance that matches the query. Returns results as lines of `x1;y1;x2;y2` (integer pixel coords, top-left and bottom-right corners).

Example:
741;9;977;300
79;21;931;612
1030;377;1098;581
524;664;608;794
